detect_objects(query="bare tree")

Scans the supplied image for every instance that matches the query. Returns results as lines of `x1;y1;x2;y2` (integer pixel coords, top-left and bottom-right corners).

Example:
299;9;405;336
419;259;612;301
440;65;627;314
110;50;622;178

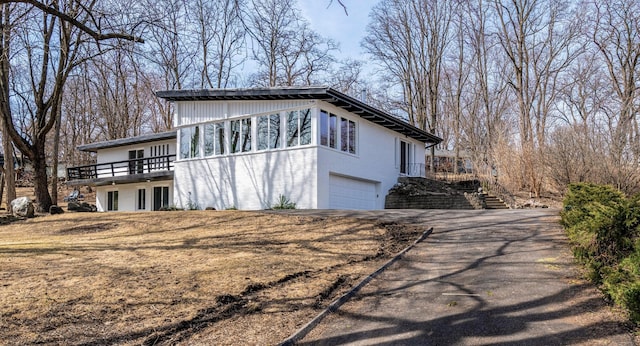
363;0;452;171
142;0;194;90
0;3;20;212
191;0;245;88
0;0;142;211
493;0;581;197
590;0;640;191
244;0;337;87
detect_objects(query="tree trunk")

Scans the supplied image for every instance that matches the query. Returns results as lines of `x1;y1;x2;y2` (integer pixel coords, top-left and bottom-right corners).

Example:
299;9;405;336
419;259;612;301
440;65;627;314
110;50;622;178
1;117;14;213
0;171;4;209
32;144;52;212
51;99;63;206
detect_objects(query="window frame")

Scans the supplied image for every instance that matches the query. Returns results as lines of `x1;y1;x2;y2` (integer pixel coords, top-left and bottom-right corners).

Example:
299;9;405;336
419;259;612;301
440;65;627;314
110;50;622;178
257;113;281;151
179;126;200;160
107;190;119;211
137;188;146;210
230;118;252;153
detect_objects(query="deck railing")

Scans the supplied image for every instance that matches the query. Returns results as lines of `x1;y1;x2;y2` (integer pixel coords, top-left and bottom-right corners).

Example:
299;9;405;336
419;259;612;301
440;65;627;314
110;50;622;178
67;154;176;181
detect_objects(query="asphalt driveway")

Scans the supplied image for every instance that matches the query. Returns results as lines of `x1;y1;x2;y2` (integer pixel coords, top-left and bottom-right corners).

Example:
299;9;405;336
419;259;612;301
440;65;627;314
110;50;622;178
284;209;635;345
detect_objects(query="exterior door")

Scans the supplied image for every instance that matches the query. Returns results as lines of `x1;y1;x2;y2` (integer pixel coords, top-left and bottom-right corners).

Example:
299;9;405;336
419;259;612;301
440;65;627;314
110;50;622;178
153;186;169;211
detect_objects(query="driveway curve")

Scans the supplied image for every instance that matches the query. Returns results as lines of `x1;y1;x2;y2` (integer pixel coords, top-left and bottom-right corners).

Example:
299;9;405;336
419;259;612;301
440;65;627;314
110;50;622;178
285;209;635;345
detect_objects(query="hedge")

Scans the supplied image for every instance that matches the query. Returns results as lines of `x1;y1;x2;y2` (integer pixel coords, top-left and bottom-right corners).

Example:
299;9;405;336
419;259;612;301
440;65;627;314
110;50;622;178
561;183;640;322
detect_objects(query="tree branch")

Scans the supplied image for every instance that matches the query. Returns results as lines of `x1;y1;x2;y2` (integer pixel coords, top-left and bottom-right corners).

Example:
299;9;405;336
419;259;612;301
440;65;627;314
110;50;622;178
0;0;144;42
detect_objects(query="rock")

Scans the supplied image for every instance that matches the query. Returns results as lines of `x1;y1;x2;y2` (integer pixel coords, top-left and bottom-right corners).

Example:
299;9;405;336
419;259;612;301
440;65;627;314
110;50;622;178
205;207;216;210
67;201;97;212
49;205;64;215
11;197;35;218
67;201;80;211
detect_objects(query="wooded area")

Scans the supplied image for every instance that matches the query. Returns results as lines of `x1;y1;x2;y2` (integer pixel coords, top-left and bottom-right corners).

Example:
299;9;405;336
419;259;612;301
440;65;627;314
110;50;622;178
0;0;639;211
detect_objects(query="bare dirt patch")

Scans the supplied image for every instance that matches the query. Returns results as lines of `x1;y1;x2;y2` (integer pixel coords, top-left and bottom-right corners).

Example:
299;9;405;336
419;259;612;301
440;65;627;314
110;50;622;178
0;210;423;345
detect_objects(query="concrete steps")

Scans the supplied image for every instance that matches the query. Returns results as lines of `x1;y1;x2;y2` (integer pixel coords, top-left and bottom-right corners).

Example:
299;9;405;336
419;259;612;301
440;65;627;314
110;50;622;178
484;194;509;209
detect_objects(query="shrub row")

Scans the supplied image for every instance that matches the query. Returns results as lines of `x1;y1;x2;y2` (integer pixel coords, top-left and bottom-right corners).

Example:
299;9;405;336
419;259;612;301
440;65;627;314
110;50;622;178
561;183;640;322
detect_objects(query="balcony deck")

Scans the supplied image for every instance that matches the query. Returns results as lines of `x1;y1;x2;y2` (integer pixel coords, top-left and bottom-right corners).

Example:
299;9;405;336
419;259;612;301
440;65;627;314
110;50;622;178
67;154;175;186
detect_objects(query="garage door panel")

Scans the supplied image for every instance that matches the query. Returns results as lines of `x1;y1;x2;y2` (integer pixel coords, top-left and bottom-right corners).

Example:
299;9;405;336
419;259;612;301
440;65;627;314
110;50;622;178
329;175;377;210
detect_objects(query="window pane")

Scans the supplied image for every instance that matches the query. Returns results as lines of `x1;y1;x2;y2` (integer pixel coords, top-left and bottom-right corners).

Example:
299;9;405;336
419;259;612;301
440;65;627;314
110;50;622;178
162;187;169;208
348;120;356;154
286;110;299;147
179;127;191;159
190;126;200;158
269;113;280;149
300;108;311;145
204;124;215;157
241;118;251;152
257;115;269;150
214;122;225;155
320;110;328;146
137;189;146;210
230;120;240;153
341;118;348;152
400;141;407;174
329;114;337;148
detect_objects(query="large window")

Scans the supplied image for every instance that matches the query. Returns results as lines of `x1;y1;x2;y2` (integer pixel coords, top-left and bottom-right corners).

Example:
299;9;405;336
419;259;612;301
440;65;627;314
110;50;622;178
340;117;356;154
204;122;226;156
107;191;118;211
286;108;311;147
320;110;338;149
257;113;281;150
180;126;200;159
231;118;251;153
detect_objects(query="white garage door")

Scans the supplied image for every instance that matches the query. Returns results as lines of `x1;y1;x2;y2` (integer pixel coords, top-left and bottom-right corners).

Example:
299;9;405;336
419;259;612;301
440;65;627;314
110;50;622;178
329;175;377;210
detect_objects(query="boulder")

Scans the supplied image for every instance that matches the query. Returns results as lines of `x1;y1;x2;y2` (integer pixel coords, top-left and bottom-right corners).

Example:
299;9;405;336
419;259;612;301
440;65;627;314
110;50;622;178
67;201;97;212
11;197;35;218
49;205;64;215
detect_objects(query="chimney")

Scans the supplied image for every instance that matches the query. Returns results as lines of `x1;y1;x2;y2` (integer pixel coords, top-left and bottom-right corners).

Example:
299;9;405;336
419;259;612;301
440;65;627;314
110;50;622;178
360;88;367;103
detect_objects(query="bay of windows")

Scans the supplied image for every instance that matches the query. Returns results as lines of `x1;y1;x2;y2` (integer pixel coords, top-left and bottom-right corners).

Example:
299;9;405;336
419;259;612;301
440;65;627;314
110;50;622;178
179;107;351;160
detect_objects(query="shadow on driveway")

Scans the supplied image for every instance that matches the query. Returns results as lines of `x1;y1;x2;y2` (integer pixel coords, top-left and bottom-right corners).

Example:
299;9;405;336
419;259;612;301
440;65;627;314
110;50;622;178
286;209;634;345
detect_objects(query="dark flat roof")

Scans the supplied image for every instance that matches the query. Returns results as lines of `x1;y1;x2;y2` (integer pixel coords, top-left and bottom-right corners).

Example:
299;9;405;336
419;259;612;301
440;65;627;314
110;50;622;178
77;131;177;152
155;87;442;144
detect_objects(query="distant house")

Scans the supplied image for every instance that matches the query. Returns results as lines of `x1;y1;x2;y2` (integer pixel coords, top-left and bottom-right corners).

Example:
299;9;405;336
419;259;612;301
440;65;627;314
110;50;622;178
67;87;441;211
427;149;474;174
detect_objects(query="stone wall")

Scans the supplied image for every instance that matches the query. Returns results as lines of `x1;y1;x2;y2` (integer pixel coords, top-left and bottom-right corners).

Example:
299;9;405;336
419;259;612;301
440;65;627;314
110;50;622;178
384;177;479;210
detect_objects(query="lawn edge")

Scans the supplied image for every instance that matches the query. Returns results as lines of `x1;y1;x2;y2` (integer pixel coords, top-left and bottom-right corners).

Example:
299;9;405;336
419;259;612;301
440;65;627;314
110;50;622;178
279;227;434;346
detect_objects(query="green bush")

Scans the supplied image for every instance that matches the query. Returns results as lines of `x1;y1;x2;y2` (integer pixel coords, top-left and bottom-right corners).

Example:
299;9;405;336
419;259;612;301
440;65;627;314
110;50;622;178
272;194;296;210
561;183;640;322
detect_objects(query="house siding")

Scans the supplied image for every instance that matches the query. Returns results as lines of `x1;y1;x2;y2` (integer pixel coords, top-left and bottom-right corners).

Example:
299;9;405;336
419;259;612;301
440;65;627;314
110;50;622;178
176;100;314;126
173;147;317;210
96;181;173;212
315;101;425;209
93;139;176;212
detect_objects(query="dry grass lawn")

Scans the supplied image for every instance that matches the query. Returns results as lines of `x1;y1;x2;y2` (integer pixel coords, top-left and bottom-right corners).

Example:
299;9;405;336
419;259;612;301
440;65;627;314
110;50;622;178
0;210;422;345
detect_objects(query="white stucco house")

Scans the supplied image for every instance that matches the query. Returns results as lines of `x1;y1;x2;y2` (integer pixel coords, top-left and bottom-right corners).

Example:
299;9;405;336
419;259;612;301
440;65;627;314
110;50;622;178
67;87;441;211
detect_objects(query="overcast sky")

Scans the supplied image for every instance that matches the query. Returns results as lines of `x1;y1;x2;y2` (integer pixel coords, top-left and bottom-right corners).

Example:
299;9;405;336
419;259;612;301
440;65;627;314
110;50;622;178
298;0;376;62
